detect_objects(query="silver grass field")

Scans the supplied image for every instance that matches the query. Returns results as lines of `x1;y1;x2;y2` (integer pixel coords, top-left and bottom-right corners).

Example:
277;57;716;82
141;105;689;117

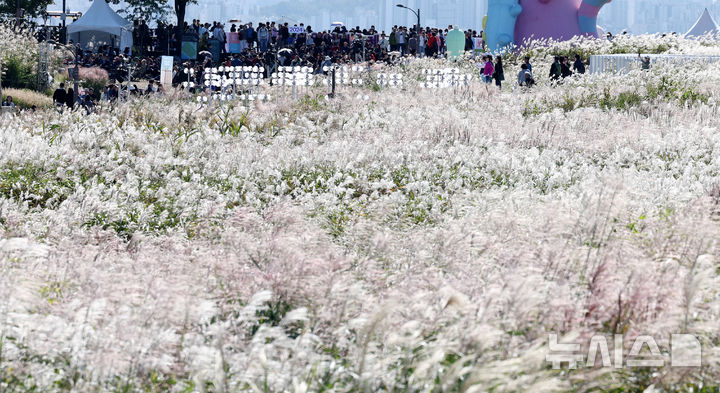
2;25;720;392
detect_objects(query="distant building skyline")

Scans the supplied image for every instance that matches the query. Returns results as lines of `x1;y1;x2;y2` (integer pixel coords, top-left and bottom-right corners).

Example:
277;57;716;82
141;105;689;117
598;0;720;34
44;0;720;35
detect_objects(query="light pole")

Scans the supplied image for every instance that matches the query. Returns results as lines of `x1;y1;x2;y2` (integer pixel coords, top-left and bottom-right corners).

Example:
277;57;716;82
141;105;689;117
396;3;420;35
0;58;4;102
73;44;79;105
15;0;20;28
61;0;67;44
183;67;195;103
280;15;300;24
49;40;80;105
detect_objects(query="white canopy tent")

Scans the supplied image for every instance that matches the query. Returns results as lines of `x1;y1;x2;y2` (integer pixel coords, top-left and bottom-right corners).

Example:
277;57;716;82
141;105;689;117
67;0;133;51
686;8;720;37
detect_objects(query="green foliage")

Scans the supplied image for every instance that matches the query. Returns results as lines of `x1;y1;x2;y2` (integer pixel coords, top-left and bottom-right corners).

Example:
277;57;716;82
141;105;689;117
522;99;544;117
39;280;69;304
324;206;352;238
626;214;647;234
297;94;325;111
522;75;711;117
81;78;108;101
0;164;76;209
599;88;644;111
1;55;35;89
0;0;54;18
112;0;171;24
213;106;251;136
0;162;196;239
249;300;298;337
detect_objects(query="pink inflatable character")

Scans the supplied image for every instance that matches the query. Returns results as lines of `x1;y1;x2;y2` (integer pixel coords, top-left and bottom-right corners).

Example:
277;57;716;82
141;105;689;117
514;0;612;45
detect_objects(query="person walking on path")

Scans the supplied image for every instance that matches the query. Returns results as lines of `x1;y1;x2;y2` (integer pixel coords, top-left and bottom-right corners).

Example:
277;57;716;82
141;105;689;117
482;55;495;84
573;54;586;74
65;88;75;109
493;55;505;88
53;83;66;108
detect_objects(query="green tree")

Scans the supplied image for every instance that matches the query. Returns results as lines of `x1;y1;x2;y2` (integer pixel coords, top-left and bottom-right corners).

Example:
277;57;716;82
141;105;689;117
0;0;54;18
115;0;172;23
174;0;196;29
108;0;195;33
106;0;194;27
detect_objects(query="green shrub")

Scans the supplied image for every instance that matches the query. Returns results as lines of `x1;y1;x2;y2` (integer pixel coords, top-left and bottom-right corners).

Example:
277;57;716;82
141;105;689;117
1;55;35;89
79;67;109;100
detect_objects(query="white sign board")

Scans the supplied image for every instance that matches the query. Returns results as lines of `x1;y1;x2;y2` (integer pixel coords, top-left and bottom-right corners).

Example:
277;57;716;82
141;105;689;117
289;26;305;34
160;56;174;87
161;56;174;71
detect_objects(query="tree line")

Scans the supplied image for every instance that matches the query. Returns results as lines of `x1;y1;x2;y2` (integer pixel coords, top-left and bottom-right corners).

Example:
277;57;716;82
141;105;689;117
1;0;195;31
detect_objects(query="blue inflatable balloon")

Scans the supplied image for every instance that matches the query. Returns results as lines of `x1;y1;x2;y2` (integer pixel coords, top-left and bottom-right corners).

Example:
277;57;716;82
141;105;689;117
485;0;522;52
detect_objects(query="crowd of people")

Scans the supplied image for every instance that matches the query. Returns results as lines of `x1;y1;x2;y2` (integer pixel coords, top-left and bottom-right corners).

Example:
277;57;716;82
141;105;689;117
474;53;588;89
136;19;483;61
43;19;487;87
158;20;491;89
8;18;609;116
547;54;587;81
48;79;167;113
37;15;605;91
24;15;663;100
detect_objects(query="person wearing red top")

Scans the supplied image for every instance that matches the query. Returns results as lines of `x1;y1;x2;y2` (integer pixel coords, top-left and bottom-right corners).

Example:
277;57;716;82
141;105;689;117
426;33;438;58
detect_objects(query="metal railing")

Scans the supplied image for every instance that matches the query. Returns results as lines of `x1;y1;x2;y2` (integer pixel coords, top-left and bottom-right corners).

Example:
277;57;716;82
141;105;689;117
590;54;720;74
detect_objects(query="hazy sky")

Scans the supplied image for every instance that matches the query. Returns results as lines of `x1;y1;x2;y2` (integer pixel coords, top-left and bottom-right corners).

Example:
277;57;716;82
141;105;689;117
45;0;720;34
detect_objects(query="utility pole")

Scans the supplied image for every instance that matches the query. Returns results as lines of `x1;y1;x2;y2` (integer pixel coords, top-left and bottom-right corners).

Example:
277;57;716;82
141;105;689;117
362;36;366;62
61;0;67;44
73;44;79;105
396;4;420;35
127;59;132;101
417;8;420;34
0;58;4;102
14;0;26;31
330;66;336;98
